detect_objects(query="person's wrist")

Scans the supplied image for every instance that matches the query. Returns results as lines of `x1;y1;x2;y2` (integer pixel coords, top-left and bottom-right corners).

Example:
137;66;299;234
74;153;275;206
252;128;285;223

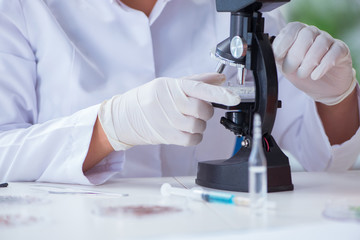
83;116;115;173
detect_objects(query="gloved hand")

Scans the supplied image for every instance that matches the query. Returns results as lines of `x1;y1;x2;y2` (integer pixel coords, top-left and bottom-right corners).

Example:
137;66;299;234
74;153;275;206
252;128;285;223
273;22;357;106
98;73;241;151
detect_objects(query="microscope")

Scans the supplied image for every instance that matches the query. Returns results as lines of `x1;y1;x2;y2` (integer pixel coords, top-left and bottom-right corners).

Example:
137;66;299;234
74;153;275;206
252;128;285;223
196;0;294;192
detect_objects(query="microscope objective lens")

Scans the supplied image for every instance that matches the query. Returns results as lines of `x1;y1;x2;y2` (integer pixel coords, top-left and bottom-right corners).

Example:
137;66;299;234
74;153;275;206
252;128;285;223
237;66;246;85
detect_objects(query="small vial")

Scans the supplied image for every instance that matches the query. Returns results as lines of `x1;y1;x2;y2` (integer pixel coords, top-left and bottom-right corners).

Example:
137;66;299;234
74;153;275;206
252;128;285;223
248;113;267;215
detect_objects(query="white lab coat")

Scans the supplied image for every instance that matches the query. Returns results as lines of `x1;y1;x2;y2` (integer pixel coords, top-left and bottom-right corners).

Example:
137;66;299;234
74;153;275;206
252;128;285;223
0;0;359;185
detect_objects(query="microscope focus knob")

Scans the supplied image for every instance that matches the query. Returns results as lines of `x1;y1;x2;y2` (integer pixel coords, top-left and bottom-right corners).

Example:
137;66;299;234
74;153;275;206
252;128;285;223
230;36;247;59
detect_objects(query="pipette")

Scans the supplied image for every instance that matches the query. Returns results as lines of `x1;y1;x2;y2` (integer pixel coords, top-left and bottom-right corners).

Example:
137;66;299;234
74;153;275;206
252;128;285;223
160;183;276;208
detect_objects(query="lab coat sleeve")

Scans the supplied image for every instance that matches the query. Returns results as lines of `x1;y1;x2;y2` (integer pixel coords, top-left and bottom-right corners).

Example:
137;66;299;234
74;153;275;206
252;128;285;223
0;1;123;184
298;84;360;171
274;78;360;171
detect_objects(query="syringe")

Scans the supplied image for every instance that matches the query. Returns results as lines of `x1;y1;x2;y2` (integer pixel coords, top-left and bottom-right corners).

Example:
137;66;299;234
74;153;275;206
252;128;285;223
160;183;276;208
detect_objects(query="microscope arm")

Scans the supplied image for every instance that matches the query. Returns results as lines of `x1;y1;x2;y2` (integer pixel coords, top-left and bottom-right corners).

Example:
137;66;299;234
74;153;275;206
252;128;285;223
252;31;279;136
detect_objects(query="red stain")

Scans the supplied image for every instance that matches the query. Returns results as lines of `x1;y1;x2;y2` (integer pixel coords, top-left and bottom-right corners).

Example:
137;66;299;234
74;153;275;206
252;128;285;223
99;205;182;217
0;214;39;227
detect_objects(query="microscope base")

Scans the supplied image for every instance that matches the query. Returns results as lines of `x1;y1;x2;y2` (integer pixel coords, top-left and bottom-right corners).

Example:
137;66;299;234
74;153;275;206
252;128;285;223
196;146;294;192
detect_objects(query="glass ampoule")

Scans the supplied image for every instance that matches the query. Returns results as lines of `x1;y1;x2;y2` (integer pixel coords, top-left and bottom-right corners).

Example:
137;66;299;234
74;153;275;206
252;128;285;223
248;113;267;215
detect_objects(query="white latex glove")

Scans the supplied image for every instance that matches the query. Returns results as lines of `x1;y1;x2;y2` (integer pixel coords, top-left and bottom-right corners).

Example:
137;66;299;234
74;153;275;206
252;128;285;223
273;22;357;106
98;73;241;151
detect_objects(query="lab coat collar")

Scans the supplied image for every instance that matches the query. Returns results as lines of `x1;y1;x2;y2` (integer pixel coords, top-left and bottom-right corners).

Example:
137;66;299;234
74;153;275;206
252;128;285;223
111;0;172;25
149;0;172;25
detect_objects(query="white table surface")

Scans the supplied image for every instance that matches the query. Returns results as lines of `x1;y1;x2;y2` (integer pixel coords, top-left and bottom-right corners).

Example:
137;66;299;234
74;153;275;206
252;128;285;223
1;171;359;240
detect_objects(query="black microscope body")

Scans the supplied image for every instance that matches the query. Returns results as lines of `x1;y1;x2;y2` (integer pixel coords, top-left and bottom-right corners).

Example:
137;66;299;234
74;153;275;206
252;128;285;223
196;0;294;192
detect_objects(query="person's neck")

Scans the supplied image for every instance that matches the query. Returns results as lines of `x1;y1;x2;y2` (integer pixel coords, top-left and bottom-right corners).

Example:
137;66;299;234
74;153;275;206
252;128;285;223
120;0;157;17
